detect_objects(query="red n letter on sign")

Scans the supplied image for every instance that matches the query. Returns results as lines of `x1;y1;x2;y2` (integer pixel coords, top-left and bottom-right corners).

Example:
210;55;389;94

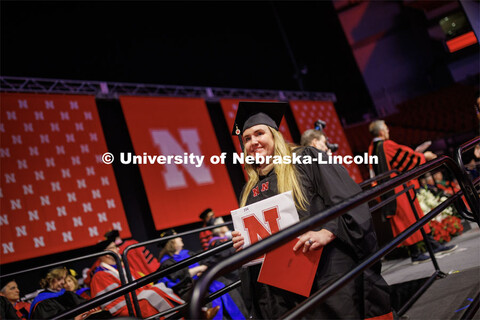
242;207;280;244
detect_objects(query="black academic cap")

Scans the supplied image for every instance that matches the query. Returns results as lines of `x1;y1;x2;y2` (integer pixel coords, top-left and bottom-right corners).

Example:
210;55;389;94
157;229;177;247
0;276;16;291
199;208;213;220
160;229;177;238
67;268;80;279
232;101;288;136
104;230;120;242
95;239;113;252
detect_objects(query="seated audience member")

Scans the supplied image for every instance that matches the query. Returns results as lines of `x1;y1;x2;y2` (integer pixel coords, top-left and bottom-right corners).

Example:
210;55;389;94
464;144;480;180
64;270;92;300
206;218;239;282
158;230;208;299
1;295;20;319
29;267;91;319
208;218;232;248
207;219;249;318
90;239;184;318
419;173;441;194
433;171;460;196
85;229;160;286
199;208;216;251
159;230;244;320
0;278;30;319
106;229;160;277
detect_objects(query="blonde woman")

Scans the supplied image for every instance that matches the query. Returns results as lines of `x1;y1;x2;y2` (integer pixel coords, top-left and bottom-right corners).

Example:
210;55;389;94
29;267;88;319
64;271;92;300
231;102;393;320
158;230;245;319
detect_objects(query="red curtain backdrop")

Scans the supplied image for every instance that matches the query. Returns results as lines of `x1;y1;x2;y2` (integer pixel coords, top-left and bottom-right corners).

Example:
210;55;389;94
0;93;129;264
120;96;238;229
220;99;293;156
290;100;363;182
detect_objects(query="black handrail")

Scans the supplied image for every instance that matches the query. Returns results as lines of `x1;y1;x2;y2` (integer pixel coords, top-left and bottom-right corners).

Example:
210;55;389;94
122;221;233;317
397;270;445;316
455;136;480;223
358;174;443;281
404;182;442;274
368;184;414;213
0;250;135;317
362;170;443;278
144;280;242;320
283;191;461;319
456;136;479;174
52;241;233;319
359;170;394;189
188;155;479;318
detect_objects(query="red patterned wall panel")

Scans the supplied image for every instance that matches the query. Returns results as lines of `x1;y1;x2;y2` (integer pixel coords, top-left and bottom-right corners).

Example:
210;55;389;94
120;96;238;229
290;100;363;182
0;93;130;264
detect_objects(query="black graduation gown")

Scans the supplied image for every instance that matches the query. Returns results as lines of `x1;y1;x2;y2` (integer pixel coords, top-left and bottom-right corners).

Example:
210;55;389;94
29;290;86;319
0;296;20;320
240;146;391;319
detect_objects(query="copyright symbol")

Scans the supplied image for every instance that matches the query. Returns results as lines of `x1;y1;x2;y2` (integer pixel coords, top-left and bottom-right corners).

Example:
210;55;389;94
102;153;114;164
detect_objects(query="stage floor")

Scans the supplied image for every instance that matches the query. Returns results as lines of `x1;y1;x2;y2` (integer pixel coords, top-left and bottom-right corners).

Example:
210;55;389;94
381;222;480;319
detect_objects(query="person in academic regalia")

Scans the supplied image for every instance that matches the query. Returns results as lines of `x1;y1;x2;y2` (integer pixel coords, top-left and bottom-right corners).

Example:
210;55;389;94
29;267;89;319
90;239;184;318
368;120;457;263
231;102;393;319
158;230;245;320
0;278;30;320
84;229;160;286
64;270;92;300
199;208;216;251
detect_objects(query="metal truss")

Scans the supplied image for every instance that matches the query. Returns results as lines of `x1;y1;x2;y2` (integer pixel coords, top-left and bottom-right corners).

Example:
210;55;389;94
0;76;336;102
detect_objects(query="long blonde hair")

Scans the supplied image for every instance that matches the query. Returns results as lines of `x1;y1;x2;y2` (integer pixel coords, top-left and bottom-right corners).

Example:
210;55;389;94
240;127;308;211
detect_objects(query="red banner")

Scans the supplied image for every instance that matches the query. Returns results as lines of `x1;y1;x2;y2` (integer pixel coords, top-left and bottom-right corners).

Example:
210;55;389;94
120;96;238;229
290;100;362;182
220;99;293;156
0;93;129;264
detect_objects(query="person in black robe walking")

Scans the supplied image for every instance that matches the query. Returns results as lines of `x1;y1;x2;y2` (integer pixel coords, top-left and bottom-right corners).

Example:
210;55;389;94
231;101;393;319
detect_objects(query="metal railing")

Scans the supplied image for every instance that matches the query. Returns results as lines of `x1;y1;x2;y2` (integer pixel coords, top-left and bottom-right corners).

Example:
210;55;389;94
122;221;233;317
45;155;478;319
52;241;233;319
189;155;479;318
144;280;241;320
455;136;480;224
0;250;135;317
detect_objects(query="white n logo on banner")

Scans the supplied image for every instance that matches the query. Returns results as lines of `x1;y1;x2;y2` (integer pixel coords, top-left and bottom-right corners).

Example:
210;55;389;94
151;129;213;189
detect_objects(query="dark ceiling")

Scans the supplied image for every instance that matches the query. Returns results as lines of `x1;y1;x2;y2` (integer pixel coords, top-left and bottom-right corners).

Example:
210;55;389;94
1;1;376;123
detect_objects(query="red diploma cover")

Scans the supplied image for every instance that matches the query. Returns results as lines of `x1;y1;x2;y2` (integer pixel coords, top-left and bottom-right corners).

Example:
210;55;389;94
257;238;323;297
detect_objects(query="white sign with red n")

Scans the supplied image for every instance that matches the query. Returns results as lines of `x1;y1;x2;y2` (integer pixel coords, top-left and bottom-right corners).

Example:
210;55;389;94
231;191;299;266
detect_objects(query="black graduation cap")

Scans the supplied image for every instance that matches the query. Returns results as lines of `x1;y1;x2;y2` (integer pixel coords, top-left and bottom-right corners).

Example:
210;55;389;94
157;229;177;248
95;239;113;252
199;208;213;220
232;101;288;137
104;229;120;243
160;229;177;238
0;275;16;291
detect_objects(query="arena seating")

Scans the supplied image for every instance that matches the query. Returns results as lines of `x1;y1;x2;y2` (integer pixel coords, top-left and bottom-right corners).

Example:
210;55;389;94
345;83;478;180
